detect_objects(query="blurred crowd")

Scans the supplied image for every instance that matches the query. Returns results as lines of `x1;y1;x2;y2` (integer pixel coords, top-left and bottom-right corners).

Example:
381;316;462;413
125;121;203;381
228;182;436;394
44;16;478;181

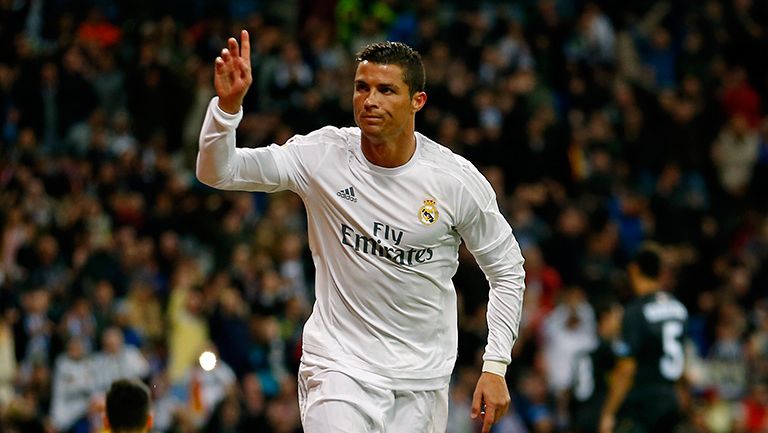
1;0;767;432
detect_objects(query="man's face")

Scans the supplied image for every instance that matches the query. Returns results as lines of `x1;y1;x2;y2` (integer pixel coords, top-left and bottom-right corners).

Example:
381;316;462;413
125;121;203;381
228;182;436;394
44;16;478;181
353;61;425;142
103;329;123;354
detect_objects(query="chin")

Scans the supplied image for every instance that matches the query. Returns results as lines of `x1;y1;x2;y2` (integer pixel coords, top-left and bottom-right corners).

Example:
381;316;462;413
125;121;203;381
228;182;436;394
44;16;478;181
360;131;381;142
359;124;383;136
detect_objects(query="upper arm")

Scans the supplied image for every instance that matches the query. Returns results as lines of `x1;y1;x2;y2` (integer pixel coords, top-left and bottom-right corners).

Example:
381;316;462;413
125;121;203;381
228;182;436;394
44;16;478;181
454;162;512;256
452;161;525;302
614;357;637;377
615;305;644;358
197;100;335;194
228;126;340;194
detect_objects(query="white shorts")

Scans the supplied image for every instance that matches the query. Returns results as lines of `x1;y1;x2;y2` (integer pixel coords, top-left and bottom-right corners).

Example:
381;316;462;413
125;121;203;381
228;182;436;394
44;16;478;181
298;362;449;433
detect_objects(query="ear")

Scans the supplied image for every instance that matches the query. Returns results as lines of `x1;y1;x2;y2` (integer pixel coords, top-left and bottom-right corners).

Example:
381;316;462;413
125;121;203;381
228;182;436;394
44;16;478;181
411;91;427;113
103;415;111;431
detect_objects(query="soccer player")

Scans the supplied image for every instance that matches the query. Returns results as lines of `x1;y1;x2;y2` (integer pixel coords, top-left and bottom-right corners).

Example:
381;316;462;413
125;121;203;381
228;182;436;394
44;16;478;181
103;379;153;433
570;299;622;433
197;31;526;433
599;244;688;433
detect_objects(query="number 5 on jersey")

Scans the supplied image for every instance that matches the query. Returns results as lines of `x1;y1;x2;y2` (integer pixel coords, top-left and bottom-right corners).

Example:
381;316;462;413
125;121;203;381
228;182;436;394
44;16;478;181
660;321;684;380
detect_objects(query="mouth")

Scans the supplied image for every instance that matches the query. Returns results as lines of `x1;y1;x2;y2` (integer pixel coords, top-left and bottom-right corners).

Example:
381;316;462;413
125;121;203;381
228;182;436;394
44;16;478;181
360;115;383;125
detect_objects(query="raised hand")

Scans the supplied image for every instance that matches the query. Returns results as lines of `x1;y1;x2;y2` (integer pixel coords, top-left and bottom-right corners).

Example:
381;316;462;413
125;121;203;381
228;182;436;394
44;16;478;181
215;29;252;114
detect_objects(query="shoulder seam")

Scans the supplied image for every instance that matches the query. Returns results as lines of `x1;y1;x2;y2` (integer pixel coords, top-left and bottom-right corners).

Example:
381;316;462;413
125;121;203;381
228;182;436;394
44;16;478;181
302;126;349;180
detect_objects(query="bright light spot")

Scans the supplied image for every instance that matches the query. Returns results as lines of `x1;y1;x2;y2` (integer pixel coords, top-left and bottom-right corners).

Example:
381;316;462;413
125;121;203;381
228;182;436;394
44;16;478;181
199;351;217;371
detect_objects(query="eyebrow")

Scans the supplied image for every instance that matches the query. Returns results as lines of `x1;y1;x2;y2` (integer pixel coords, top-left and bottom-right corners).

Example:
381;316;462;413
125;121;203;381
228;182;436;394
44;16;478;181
354;80;400;89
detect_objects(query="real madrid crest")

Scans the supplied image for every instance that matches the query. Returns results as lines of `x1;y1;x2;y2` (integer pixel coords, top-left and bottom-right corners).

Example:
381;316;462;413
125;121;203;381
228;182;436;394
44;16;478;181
418;199;439;225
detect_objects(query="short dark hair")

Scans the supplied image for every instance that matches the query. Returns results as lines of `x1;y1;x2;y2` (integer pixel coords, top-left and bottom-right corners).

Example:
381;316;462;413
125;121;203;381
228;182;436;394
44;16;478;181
632;243;662;279
106;379;150;433
356;41;425;95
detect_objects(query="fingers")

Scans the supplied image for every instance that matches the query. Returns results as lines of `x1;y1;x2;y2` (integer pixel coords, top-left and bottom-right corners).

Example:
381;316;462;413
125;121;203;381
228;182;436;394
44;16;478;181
228;37;239;58
241;29;251;65
216;48;234;78
481;405;496;433
215;56;224;73
471;390;482;419
221;47;232;64
217;32;251;81
495;401;510;421
472;392;508;432
227;31;250;61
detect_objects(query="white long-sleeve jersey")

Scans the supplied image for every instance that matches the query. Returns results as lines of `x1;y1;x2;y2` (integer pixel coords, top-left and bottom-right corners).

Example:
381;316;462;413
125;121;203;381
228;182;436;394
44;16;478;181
197;98;525;390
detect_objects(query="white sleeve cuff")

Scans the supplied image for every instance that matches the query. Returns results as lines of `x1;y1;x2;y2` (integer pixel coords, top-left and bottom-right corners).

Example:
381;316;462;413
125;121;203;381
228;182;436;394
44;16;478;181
482;360;508;377
211;96;243;124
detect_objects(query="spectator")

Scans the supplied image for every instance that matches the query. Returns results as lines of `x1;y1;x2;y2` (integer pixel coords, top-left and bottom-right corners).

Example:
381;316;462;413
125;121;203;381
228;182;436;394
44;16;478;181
541;288;596;396
15;288;54;372
734;380;768;433
50;337;92;433
166;260;208;384
120;281;164;345
91;327;150;393
705;314;748;401
0;310;14;407
711;114;760;198
59;297;97;353
209;286;250;378
176;347;237;428
269;42;313;109
239;373;270;431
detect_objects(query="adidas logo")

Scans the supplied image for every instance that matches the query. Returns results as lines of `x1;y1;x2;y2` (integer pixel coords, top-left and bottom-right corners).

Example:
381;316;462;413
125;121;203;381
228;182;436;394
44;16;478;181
336;186;358;202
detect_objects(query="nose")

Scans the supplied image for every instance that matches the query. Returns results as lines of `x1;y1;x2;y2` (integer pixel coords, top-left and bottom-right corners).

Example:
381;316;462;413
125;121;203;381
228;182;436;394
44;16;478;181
364;90;379;109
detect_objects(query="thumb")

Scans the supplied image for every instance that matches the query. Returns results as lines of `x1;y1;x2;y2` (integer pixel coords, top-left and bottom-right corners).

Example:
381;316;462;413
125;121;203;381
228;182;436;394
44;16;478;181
471;389;483;419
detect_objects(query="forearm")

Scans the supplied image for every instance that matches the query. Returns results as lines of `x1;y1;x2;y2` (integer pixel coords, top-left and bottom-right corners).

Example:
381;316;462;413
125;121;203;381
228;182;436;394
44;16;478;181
196;97;242;188
476;233;526;373
601;360;636;417
196;97;284;192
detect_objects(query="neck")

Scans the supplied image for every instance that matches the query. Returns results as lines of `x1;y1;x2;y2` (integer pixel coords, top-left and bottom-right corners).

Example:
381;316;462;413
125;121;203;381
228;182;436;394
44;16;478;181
633;277;659;296
361;129;417;168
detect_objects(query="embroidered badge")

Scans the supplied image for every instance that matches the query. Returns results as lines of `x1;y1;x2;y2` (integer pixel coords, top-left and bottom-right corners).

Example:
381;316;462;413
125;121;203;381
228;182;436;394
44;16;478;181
418;199;439;225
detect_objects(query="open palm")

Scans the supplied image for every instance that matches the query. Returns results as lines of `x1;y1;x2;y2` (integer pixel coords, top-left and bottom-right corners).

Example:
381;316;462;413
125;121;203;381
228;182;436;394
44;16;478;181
215;29;252;114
